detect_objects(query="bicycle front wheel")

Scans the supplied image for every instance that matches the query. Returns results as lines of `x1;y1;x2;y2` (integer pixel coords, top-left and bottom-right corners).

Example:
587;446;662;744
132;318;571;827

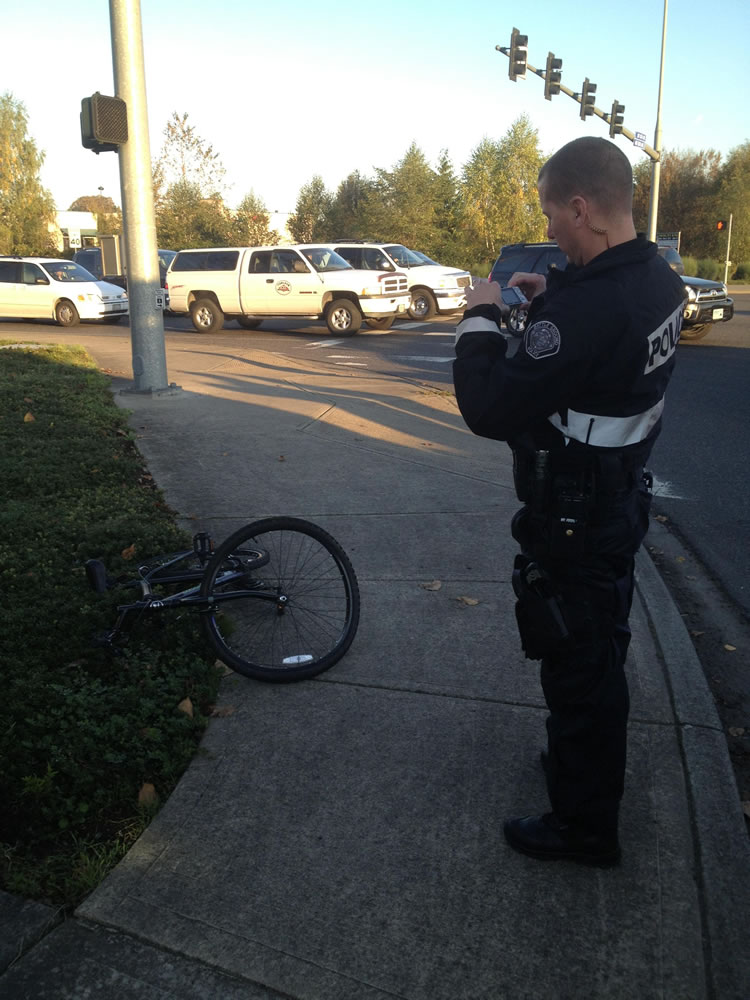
200;517;360;682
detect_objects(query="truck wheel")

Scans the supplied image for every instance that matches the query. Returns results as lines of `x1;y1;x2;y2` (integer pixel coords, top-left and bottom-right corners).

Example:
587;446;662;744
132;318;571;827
366;316;394;330
326;299;361;335
505;306;528;336
408;288;436;321
55;300;80;327
679;324;709;342
190;298;224;333
237;317;262;329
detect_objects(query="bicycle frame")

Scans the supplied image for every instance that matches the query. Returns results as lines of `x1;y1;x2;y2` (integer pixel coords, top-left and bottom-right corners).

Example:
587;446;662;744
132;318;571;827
89;532;276;651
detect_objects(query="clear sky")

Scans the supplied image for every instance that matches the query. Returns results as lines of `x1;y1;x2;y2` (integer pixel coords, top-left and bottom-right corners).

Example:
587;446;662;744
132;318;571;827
3;0;747;215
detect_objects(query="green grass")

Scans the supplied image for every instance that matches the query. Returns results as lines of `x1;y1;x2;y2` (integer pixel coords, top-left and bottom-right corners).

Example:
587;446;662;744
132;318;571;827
0;343;221;907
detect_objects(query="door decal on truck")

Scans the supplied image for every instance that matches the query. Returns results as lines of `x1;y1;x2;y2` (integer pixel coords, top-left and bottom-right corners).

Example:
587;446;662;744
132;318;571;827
275;280;292;295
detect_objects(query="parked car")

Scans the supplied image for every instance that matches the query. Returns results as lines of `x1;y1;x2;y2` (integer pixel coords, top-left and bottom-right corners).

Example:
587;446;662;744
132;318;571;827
488;241;733;341
165;244;410;334
0;257;128;326
73;246;176;288
330;241;471;321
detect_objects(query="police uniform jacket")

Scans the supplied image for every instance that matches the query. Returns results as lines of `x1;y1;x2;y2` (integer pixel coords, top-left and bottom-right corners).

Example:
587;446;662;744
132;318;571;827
453;238;686;477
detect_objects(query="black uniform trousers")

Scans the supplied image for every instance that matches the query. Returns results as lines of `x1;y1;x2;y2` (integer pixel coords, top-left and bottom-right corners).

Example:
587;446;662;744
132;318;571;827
514;480;651;836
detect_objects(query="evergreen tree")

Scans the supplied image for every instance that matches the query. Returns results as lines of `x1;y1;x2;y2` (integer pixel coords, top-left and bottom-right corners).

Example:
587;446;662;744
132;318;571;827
369;142;438;248
288;176;332;243
323;172;375;240
0;93;56;255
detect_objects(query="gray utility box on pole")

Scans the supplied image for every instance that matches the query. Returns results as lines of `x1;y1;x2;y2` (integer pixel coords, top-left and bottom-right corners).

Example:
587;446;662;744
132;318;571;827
100;234;123;278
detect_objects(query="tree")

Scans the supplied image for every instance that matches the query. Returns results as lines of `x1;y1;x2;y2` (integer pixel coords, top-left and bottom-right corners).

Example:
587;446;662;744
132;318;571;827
322;171;376;240
430;150;465;265
68;195;122;236
633;149;722;257
288;176;332;243
0;93;57;255
368;142;439;248
460;116;546;269
156;180;231;250
230;191;279;245
714;142;750;267
153;112;227;204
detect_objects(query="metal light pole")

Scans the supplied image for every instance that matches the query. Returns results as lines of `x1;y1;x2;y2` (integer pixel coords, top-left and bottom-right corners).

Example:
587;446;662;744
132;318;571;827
647;0;669;242
109;0;175;394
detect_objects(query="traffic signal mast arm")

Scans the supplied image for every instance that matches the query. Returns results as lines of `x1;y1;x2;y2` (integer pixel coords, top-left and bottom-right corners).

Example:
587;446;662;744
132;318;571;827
495;46;659;162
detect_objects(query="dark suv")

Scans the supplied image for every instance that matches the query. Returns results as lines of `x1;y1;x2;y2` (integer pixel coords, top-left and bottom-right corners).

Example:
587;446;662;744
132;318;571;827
73;246;177;288
488;241;733;341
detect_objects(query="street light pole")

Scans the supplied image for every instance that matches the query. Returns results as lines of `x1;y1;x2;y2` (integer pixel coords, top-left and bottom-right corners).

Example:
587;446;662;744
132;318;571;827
647;0;668;242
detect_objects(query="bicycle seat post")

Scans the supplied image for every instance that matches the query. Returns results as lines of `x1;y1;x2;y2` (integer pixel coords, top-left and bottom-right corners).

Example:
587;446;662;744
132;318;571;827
193;531;213;563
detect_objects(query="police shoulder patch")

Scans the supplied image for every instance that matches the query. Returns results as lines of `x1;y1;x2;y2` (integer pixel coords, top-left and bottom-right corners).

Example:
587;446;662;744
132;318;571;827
524;320;561;360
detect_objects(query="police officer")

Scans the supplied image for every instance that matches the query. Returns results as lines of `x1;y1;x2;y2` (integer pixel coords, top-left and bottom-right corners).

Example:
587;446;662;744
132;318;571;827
453;137;686;866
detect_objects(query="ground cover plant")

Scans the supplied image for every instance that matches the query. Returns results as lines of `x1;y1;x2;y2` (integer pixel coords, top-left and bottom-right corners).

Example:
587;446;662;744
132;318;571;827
0;343;221;907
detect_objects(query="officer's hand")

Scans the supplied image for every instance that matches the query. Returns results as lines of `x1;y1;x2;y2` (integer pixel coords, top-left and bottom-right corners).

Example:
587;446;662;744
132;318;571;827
466;277;506;313
508;271;546;306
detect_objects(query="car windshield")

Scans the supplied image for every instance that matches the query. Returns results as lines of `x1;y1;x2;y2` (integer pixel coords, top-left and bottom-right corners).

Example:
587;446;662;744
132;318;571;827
300;247;352;272
158;250;177;269
411;251;439;265
384;245;423;268
42;261;97;282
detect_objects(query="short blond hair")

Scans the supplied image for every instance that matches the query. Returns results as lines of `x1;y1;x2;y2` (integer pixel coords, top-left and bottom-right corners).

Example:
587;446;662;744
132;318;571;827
538;137;633;215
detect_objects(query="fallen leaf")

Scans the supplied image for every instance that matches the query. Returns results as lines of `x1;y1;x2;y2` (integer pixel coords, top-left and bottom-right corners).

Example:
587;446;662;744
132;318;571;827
214;660;233;676
177;697;194;717
420;580;442;591
23;411;35;423
456;596;480;606
121;543;136;560
690;630;705;638
724;644;737;652
210;705;236;718
278;455;286;462
728;727;745;738
676;556;686;563
24;396;33;403
138;782;158;807
654;515;668;522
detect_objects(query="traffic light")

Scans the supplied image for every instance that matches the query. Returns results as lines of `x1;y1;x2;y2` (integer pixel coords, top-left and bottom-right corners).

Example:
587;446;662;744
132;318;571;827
580;78;596;119
544;53;562;100
609;100;625;137
80;92;128;154
508;27;528;81
717;220;728;231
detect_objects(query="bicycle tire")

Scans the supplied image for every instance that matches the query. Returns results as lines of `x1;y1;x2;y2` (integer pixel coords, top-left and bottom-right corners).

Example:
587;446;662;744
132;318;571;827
200;517;360;682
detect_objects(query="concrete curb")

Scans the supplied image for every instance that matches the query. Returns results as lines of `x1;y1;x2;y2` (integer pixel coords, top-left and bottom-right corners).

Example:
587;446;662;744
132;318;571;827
634;543;750;997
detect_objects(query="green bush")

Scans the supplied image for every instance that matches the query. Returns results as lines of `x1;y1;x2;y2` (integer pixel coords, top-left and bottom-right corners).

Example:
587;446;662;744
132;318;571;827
0;344;221;905
681;255;698;276
696;258;722;280
732;261;750;281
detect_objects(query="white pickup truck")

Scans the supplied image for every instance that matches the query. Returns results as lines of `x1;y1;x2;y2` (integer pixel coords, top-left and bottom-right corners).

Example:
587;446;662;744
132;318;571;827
165;245;410;334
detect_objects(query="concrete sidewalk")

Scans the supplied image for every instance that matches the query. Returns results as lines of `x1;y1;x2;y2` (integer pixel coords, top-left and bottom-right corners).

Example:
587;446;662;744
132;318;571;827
3;336;749;998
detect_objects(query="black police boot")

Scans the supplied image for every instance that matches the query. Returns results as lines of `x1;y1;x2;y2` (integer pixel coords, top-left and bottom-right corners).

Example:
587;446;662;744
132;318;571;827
503;813;621;867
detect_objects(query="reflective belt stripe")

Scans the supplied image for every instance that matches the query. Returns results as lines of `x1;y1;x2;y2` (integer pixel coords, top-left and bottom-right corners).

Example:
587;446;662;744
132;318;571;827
455;315;505;345
547;398;665;448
